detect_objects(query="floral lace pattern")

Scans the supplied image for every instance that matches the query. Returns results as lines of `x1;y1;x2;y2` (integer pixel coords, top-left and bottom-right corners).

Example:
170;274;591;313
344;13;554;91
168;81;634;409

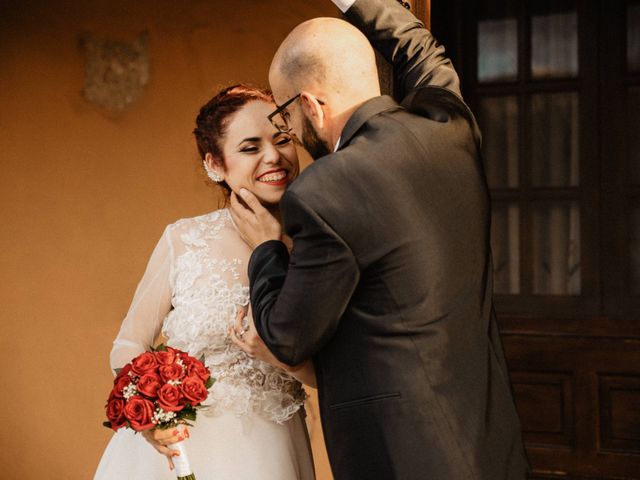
161;210;305;424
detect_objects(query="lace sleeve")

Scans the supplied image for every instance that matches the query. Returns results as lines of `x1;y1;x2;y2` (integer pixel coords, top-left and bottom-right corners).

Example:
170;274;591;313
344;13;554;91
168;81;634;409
110;226;174;373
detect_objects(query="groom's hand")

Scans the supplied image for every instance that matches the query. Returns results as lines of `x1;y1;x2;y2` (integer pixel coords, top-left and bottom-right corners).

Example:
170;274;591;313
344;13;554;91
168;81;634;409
229;188;282;249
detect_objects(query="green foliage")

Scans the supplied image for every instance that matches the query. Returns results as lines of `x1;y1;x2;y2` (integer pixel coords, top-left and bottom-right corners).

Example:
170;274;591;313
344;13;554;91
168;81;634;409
181;406;197;422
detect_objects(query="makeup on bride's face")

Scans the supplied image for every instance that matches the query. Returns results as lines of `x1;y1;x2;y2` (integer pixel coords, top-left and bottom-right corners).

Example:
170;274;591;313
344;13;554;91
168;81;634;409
217;100;300;206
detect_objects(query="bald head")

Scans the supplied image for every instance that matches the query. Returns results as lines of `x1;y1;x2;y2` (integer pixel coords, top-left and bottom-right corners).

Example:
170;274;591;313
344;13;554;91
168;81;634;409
269;17;380;107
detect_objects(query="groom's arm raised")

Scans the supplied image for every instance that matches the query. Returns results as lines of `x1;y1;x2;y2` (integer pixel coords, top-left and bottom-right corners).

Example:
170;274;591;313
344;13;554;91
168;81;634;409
341;0;461;102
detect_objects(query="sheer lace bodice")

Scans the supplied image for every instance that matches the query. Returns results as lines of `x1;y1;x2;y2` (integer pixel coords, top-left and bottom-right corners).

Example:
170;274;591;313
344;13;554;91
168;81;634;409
111;209;305;424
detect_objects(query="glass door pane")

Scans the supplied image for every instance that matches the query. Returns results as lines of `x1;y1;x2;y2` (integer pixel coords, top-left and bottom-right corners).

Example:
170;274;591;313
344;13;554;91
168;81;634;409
531;93;580;187
531;0;578;78
532;202;581;295
492;203;520;294
629;1;640;71
478;0;518;82
478;96;519;188
629;87;640;184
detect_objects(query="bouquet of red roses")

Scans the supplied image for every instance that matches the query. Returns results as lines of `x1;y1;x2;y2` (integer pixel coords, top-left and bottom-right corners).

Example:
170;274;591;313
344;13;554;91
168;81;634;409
103;344;214;480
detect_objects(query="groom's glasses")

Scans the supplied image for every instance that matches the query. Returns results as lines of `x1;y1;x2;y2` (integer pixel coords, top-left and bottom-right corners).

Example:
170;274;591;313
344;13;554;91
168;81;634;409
267;93;325;134
268;94;301;133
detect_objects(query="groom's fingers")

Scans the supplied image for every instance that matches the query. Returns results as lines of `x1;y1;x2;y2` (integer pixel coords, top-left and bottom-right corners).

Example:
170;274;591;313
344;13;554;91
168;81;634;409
229;192;248;221
230;191;256;219
237;188;266;216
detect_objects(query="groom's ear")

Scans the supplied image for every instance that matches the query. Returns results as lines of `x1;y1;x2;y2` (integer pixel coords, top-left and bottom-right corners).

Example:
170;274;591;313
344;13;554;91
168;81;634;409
299;92;325;129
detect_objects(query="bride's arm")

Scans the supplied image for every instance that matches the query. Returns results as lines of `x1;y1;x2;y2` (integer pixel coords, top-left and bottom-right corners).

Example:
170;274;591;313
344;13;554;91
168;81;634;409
110;226;182;467
110;226;173;371
230;309;317;388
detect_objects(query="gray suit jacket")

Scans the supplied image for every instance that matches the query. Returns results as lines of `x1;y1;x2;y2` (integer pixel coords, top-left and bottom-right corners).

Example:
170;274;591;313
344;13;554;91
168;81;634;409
249;0;529;478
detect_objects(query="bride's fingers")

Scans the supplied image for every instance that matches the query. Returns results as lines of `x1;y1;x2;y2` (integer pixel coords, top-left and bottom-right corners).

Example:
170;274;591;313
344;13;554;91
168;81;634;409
152;426;189;446
157;444;180;457
229;327;254;357
234;308;247;332
229;326;245;347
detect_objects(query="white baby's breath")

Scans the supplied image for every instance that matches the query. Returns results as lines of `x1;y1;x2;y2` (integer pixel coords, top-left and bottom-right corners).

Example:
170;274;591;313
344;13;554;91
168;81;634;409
122;383;137;400
152;407;177;424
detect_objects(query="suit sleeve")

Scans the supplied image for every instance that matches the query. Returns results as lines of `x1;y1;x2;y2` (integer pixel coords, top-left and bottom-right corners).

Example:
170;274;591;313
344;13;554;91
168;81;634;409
249;190;360;366
345;0;461;101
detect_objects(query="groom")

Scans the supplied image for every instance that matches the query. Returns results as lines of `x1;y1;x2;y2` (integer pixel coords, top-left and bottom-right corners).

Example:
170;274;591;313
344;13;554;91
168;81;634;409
230;0;528;478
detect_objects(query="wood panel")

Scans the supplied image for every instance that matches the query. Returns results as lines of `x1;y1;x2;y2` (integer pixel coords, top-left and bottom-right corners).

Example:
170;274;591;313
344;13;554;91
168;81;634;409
511;371;575;448
502;331;640;479
598;374;640;455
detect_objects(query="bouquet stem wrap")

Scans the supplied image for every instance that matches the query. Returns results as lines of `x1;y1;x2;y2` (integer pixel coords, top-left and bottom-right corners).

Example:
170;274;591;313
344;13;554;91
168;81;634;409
171;440;195;480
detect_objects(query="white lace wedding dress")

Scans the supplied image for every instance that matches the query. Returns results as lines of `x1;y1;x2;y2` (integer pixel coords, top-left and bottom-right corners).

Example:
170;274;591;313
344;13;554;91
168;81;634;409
94;209;315;480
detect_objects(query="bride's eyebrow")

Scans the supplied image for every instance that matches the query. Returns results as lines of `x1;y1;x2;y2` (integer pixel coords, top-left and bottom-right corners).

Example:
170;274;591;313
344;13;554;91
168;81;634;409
237;137;261;147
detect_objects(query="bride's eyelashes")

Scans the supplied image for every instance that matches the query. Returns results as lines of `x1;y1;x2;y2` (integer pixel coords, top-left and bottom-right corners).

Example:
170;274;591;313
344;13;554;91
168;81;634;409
239;136;292;155
240;145;259;154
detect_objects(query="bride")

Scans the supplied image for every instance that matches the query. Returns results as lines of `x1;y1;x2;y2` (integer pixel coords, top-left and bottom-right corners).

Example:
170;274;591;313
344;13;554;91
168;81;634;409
94;84;316;480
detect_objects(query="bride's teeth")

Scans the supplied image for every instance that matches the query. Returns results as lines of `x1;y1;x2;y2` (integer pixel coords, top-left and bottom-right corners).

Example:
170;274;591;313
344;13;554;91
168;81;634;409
259;172;286;182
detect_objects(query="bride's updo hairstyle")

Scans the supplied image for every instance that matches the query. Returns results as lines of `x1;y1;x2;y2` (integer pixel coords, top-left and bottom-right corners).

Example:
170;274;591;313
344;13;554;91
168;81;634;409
193;84;274;196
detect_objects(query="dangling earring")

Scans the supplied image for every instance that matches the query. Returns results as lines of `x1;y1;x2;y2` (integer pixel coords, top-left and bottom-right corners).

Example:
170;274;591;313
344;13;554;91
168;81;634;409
203;160;223;182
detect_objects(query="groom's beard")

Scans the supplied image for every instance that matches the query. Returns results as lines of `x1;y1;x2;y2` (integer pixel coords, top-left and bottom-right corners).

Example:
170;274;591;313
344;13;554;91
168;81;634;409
301;115;331;160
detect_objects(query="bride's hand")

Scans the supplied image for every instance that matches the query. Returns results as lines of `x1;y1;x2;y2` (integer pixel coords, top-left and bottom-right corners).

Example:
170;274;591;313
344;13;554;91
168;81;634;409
229;306;280;365
230;307;317;387
141;425;189;470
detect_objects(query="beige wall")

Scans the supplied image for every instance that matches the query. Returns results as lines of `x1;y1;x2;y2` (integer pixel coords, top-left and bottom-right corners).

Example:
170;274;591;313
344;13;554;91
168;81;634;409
0;1;336;478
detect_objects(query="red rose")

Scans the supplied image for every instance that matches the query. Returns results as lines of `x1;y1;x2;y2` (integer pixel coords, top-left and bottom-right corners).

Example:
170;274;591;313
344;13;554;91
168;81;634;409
123;395;155;431
106;397;126;431
159;363;184;383
131;352;158;376
112;374;133;398
113;363;132;384
187;361;210;383
155;347;177;365
157;384;184;412
178;352;197;367
137;373;162;398
180;376;209;405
